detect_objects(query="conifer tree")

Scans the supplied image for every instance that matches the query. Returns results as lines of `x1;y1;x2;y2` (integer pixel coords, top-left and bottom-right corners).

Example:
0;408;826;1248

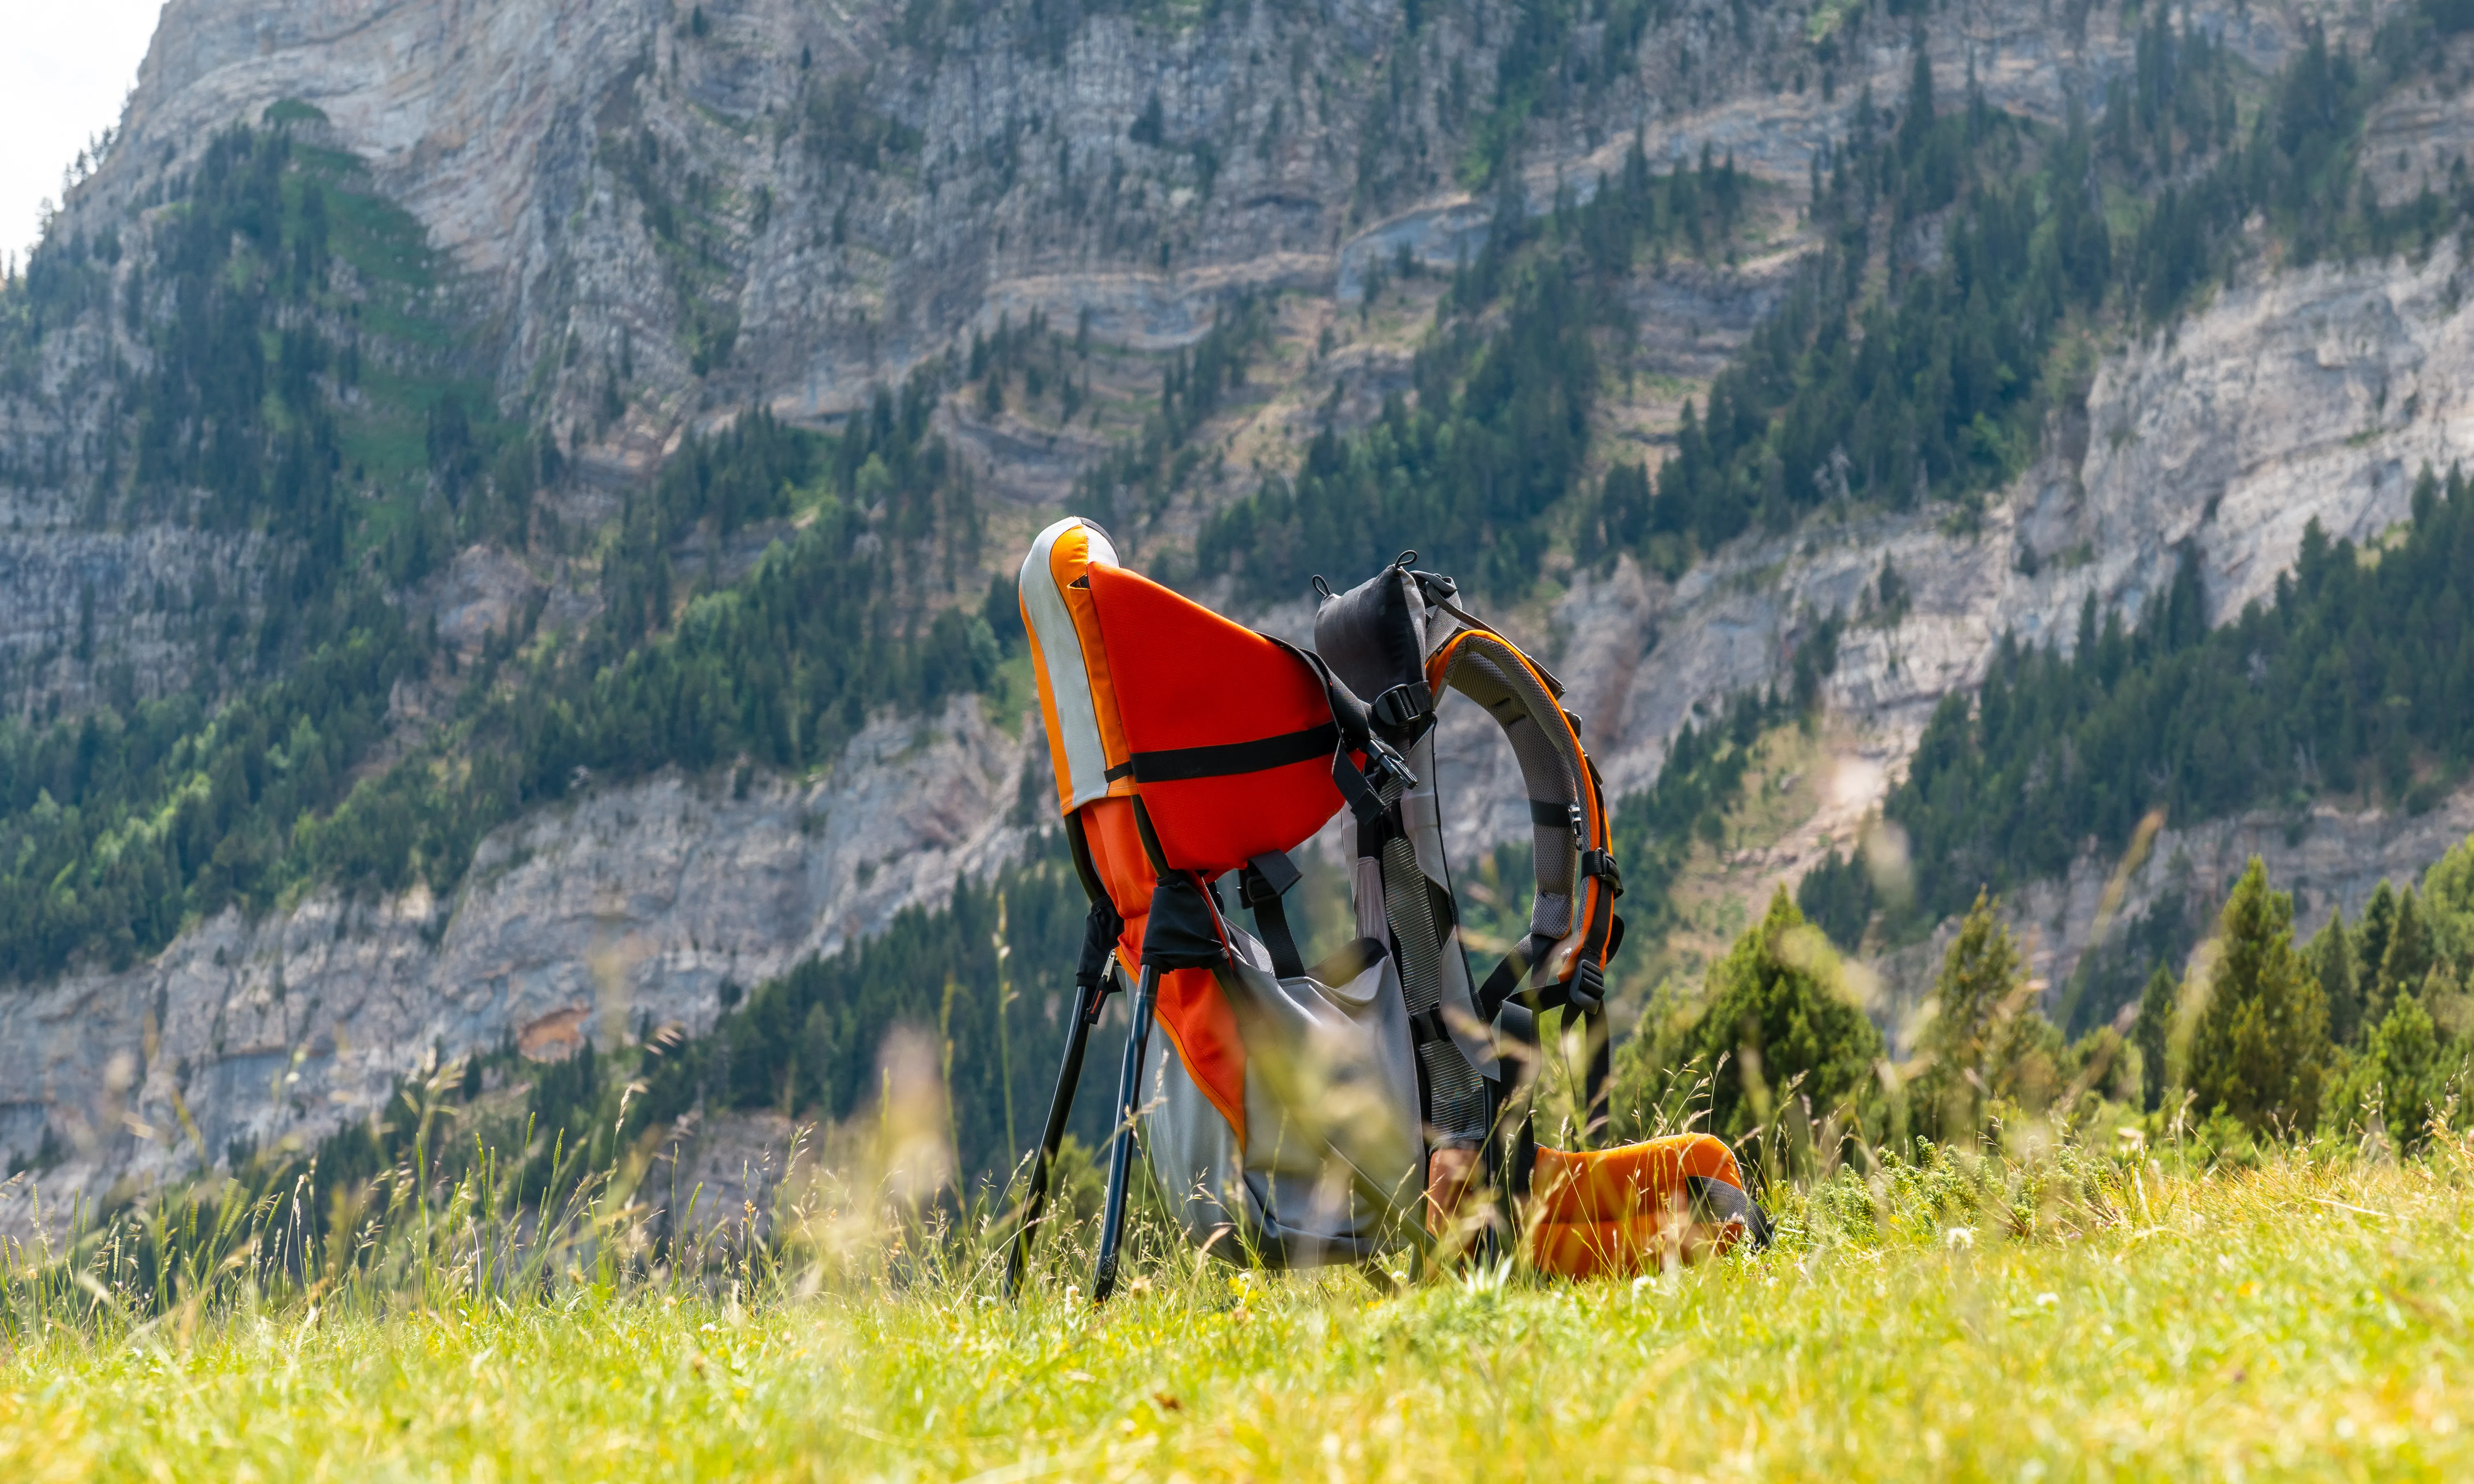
2357;880;2399;996
2131;963;2178;1112
2186;857;2332;1136
2374;887;2439;1025
1674;887;1884;1144
2307;909;2361;1048
2325;982;2465;1150
2424;834;2474;977
1914;890;2061;1140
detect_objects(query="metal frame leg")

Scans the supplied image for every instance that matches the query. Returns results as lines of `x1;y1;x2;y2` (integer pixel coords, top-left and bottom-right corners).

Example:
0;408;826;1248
1003;974;1106;1299
1091;963;1160;1304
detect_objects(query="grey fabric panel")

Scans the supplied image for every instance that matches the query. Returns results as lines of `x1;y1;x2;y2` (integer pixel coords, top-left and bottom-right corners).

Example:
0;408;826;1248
1138;925;1423;1264
1225;927;1423;1252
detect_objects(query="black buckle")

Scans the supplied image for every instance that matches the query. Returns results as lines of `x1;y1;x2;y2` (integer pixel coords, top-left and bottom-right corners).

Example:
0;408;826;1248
1580;848;1623;897
1408;1006;1453;1046
1358;737;1418;801
1239;851;1301;906
1565;960;1605;1015
1369;681;1434;745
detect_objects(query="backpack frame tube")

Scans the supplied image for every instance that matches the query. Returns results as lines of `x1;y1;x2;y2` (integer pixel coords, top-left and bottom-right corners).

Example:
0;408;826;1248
1091;962;1161;1303
1003;967;1111;1299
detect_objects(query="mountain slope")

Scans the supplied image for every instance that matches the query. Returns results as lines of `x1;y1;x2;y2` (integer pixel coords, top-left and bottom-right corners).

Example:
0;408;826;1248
14;0;2474;1219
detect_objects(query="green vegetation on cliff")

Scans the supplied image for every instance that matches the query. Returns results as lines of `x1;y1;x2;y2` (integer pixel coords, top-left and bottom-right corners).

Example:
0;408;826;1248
1800;467;2474;976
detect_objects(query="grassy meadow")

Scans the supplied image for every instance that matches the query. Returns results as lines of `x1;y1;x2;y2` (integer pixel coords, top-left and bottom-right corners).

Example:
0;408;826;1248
6;1133;2473;1482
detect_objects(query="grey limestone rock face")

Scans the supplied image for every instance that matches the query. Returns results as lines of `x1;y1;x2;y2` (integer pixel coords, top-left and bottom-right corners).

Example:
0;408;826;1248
0;694;1034;1232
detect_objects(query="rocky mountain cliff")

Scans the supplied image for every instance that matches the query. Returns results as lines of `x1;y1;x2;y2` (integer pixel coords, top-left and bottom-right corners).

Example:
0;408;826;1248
8;0;2474;1224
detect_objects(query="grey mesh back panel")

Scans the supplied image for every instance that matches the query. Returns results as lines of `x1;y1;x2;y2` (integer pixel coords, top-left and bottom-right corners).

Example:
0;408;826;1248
1140;923;1423;1263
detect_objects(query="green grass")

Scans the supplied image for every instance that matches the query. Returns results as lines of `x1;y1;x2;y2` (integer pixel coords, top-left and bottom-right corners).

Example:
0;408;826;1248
7;1140;2474;1479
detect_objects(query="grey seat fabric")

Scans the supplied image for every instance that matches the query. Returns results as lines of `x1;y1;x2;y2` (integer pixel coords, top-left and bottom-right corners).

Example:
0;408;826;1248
1140;923;1424;1263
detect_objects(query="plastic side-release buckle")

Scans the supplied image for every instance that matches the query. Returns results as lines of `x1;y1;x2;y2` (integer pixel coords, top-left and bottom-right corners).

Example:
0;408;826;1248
1565;958;1606;1015
1357;737;1417;804
1369;681;1434;744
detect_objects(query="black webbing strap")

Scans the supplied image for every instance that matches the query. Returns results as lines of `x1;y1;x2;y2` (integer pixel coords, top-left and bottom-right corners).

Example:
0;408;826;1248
1237;851;1306;979
1367;681;1435;751
1128;724;1340;784
1263;635;1414;824
1477;931;1558;1022
1563;828;1626;1014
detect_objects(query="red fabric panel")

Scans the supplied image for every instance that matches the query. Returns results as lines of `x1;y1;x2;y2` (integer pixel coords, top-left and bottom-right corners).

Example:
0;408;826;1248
1084;566;1342;875
1151;966;1248;1151
1079;798;1155;933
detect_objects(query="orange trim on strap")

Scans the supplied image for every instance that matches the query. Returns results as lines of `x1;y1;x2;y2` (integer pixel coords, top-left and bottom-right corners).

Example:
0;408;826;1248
1425;627;1615;981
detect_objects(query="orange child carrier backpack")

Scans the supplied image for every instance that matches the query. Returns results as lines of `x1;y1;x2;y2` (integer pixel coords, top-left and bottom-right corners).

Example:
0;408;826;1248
1002;521;1768;1301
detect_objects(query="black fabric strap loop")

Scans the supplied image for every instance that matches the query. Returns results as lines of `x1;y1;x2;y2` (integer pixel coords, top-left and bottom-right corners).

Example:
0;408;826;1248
1408;1006;1453;1047
1529;798;1578;831
1140;874;1229;970
1075;899;1126;993
1238;852;1307;979
1128;723;1338;784
1476;932;1558;1022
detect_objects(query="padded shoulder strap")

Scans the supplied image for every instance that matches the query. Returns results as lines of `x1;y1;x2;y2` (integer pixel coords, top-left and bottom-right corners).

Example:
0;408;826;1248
1425;624;1624;1015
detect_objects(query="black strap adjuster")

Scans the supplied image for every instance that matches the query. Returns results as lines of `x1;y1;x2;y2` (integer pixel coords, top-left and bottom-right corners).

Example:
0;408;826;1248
1369;682;1434;747
1237;851;1307;979
1580;848;1623;897
1564;959;1606;1015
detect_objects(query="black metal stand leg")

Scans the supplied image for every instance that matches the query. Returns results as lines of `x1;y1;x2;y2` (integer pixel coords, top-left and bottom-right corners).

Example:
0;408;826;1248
1091;963;1160;1304
1004;974;1105;1299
